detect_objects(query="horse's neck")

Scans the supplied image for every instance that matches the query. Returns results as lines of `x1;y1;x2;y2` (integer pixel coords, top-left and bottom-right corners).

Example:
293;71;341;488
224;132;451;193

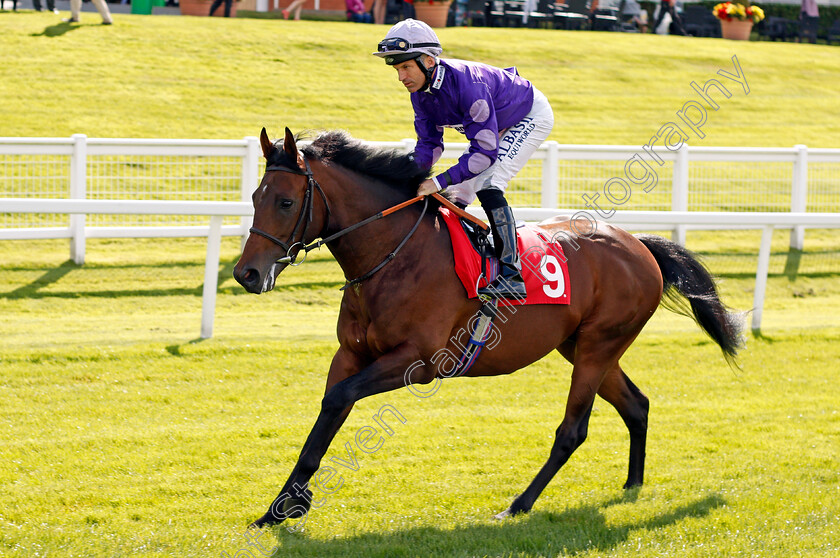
319;165;426;282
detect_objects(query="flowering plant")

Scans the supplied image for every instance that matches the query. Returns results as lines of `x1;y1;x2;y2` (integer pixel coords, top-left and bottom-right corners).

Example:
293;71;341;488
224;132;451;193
713;2;765;23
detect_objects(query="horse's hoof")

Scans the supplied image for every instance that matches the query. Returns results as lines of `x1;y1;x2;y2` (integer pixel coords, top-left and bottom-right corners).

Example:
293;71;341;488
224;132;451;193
248;518;267;529
494;507;513;520
495;500;531;520
249;512;279;529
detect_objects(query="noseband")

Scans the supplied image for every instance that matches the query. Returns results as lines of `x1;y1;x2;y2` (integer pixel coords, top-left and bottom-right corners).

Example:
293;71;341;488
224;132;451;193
248;155;429;289
249;157;330;266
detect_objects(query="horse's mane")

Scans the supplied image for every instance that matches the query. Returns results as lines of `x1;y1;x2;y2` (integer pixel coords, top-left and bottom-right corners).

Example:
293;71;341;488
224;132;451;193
300;130;431;197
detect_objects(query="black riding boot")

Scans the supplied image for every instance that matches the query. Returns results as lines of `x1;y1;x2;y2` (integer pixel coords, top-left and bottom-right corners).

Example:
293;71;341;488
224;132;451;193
477;205;527;300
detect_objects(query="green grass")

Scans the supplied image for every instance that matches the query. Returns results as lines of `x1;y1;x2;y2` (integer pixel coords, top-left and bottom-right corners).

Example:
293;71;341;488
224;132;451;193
2;13;840;146
2;12;840;558
3;13;839;219
3;330;839;558
4;12;838;222
1;235;839;557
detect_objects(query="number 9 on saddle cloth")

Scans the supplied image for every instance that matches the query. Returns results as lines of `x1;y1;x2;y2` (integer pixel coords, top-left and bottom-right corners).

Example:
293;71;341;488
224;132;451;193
440;207;571;377
441;208;570;307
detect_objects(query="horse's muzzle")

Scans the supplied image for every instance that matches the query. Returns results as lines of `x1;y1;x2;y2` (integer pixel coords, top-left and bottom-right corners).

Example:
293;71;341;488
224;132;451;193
233;262;282;294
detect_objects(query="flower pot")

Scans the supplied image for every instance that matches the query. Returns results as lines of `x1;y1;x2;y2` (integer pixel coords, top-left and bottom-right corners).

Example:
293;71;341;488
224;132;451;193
413;1;452;28
720;19;753;40
180;0;238;17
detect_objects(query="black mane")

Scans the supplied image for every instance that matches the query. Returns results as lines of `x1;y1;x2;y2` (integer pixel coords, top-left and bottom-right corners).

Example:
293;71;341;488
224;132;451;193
301;131;430;197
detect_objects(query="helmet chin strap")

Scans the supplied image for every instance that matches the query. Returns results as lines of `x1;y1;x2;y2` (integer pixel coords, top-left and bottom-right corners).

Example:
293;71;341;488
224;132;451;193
414;57;437;92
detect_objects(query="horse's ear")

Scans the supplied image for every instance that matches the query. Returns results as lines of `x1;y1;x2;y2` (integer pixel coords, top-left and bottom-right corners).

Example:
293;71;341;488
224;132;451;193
282;127;301;169
259;127;275;159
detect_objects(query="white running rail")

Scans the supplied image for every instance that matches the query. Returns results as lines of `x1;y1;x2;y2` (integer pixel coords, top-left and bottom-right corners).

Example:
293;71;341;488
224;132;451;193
3;197;839;336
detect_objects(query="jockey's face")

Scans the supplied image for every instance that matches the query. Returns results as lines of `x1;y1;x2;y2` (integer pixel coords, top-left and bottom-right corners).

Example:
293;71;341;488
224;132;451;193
393;56;433;93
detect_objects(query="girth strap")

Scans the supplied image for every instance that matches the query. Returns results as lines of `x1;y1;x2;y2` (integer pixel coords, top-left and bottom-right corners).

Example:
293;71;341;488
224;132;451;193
451;300;499;377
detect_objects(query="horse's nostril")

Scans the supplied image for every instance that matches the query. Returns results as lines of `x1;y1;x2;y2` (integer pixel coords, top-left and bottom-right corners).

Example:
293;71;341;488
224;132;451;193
234;267;261;292
244;268;260;286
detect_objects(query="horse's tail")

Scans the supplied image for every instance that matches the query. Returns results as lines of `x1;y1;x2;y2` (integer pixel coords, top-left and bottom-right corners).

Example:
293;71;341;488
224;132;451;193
635;234;745;364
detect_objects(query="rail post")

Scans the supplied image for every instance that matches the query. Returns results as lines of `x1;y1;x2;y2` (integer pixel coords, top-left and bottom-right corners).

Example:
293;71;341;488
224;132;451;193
69;134;87;265
201;215;224;339
241;136;260;251
671;144;689;246
541;141;559;209
790;144;808;251
752;225;775;333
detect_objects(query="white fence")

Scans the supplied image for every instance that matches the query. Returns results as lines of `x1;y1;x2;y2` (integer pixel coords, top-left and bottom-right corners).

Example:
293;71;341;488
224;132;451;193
3;198;839;336
2;135;840;336
0;135;260;263
2;199;243;340
3;135;840;262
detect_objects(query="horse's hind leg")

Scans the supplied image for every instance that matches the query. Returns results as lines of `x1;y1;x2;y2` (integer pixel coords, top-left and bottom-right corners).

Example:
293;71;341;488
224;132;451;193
495;336;623;519
597;365;649;488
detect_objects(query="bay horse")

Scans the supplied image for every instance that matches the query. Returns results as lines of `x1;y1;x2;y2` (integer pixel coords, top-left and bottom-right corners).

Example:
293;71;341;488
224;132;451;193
233;127;743;528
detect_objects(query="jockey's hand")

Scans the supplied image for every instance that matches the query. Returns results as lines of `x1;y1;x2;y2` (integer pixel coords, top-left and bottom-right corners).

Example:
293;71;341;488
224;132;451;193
417;179;440;197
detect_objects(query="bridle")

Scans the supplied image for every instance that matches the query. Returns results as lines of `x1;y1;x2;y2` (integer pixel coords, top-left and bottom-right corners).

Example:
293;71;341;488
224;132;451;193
248;155;429;289
248;157;331;268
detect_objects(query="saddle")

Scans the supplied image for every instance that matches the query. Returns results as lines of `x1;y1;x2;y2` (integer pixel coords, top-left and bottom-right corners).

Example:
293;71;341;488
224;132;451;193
457;217;495;264
434;207;572;378
439;208;571;308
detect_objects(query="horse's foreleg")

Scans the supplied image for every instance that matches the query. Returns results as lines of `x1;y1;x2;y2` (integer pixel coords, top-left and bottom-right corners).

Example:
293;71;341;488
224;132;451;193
597;365;649;489
252;347;364;527
250;342;426;528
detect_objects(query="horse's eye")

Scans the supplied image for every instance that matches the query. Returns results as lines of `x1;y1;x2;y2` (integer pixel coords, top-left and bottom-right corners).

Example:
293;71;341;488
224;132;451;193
278;199;294;210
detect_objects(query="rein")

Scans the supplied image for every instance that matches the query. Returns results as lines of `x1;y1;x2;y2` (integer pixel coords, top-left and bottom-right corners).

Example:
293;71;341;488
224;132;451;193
249;157;430;289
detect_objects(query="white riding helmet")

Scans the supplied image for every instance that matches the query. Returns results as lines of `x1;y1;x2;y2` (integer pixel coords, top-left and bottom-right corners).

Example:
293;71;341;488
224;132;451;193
373;18;443;66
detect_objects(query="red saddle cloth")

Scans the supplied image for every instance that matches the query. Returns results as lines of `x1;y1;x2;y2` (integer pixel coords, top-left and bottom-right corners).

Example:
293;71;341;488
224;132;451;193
439;208;571;306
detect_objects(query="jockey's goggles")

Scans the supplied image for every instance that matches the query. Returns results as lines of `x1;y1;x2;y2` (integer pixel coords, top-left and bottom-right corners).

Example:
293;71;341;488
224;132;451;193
376;37;441;53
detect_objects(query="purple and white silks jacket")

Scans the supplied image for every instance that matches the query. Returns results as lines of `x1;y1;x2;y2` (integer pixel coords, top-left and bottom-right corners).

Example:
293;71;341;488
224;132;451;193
410;58;535;189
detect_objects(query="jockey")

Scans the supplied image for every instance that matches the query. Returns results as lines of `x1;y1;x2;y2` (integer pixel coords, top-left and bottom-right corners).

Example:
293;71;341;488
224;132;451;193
373;19;555;300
